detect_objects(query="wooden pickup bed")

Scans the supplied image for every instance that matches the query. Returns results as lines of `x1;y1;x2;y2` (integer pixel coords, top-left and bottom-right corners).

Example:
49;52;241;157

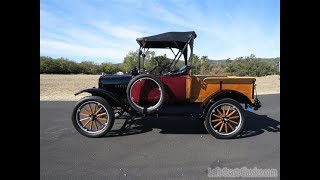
187;75;256;103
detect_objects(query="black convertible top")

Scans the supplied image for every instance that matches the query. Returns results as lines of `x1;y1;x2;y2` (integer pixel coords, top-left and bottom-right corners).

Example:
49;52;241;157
136;31;197;49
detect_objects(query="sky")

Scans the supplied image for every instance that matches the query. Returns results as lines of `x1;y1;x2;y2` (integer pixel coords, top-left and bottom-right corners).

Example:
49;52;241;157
40;0;280;63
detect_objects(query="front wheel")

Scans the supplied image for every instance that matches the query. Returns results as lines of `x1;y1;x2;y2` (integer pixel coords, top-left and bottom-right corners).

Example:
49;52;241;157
204;98;245;139
71;96;115;138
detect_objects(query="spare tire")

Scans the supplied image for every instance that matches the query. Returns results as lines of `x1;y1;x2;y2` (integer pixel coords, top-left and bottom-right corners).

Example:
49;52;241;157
126;74;166;114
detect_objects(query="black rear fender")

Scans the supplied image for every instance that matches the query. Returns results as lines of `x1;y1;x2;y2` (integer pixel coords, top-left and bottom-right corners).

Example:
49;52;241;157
201;90;253;112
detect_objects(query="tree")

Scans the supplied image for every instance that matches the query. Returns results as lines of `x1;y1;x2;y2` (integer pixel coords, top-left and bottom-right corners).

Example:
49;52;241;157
122;51;139;73
101;63;120;74
188;54;201;75
210;64;225;76
55;58;80;74
147;55;171;75
78;61;101;74
224;54;278;76
122;50;158;73
40;53;279;76
200;56;210;75
40;56;58;73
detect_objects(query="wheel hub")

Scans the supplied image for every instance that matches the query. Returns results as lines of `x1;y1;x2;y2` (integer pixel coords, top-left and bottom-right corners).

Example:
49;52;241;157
222;117;229;122
90;114;96;121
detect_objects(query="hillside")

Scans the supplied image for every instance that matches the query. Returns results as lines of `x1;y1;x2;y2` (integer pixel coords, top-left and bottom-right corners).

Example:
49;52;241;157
208;57;280;65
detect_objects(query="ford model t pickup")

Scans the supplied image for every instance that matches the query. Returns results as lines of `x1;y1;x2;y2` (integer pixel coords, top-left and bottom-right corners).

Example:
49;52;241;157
71;31;261;139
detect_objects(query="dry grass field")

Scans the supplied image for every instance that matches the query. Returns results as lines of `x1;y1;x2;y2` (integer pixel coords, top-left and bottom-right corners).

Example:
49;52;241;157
40;74;280;101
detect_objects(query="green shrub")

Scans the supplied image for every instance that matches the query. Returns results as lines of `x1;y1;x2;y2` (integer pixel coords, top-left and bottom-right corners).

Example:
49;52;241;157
224;56;278;77
40;53;279;76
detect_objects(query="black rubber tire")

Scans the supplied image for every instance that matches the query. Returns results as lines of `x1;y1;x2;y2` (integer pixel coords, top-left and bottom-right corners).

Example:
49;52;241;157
204;98;245;139
71;96;115;138
126;74;166;114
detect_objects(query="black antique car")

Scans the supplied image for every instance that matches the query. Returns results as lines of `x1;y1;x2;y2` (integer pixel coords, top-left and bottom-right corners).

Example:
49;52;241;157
71;31;261;139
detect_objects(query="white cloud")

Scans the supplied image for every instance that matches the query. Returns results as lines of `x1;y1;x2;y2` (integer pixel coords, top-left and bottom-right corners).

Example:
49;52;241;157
40;9;60;29
197;15;280;59
40;0;279;62
137;1;190;28
62;28;129;49
40;7;145;62
92;21;144;41
40;40;128;63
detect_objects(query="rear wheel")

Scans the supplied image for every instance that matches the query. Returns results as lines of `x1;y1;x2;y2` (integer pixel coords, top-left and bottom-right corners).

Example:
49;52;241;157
204;98;245;139
71;96;114;138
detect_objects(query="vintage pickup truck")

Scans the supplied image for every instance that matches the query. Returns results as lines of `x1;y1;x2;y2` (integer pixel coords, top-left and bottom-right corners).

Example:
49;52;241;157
71;31;261;139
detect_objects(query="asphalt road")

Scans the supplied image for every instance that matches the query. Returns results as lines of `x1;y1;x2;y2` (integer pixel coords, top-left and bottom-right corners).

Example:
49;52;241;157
40;94;280;179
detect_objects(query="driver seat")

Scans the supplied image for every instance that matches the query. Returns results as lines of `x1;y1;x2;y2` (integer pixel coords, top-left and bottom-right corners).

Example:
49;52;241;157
163;65;192;76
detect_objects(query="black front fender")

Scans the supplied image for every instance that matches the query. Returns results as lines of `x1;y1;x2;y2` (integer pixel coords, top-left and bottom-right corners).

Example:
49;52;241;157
75;88;122;106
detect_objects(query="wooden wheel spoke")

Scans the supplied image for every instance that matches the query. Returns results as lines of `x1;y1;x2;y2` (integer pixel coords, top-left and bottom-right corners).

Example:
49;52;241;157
79;117;90;121
211;118;222;122
227;110;237;117
88;104;93;114
94;121;98;131
216;108;222;115
212;113;221;119
95;107;103;115
224;123;228;133
227;122;235;131
222;106;225;116
83;119;91;127
97;117;108;121
96;113;107;117
80;113;90;117
82;108;91;115
226;106;231;116
229;119;238;125
89;121;93;130
214;121;223;128
229;116;239;119
93;104;97;114
96;119;104;126
219;122;224;132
